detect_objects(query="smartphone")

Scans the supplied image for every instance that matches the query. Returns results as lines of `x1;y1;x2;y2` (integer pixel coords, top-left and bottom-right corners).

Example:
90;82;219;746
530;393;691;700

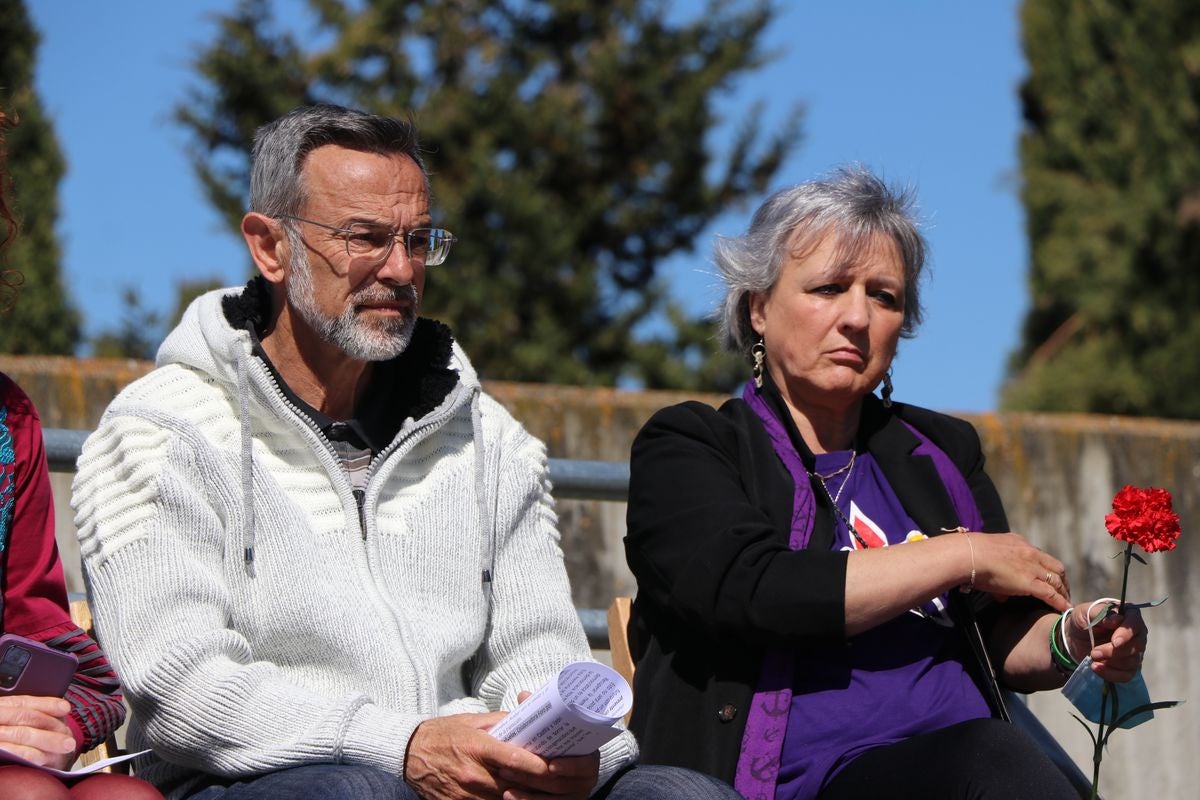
0;634;78;698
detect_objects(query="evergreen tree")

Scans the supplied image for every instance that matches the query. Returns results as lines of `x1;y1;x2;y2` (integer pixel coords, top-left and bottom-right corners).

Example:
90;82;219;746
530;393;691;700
0;0;81;354
168;277;226;330
1005;0;1200;418
177;0;800;388
90;276;225;359
90;288;161;360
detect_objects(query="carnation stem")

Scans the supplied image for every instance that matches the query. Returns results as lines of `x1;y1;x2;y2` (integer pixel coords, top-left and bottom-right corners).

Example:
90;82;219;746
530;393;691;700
1118;542;1133;614
1091;543;1134;798
1091;682;1110;800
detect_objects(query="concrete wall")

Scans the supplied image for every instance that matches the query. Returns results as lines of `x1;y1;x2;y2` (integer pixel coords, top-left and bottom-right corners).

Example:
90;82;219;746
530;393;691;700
974;412;1198;799
2;355;1195;797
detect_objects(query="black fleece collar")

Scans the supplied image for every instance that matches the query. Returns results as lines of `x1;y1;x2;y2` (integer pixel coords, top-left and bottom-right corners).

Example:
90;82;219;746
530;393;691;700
222;277;461;437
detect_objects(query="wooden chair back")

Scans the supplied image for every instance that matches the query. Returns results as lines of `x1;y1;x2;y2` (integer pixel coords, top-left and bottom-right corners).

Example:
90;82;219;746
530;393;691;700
606;596;635;723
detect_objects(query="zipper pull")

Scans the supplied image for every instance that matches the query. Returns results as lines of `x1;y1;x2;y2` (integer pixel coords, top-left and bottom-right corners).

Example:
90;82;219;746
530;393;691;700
353;489;367;539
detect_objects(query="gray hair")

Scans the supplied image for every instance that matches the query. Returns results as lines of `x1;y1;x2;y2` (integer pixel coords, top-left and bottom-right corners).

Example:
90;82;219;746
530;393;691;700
249;103;426;217
715;165;927;357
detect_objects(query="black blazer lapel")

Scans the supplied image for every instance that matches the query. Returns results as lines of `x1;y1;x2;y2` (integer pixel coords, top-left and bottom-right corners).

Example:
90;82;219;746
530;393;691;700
864;406;963;538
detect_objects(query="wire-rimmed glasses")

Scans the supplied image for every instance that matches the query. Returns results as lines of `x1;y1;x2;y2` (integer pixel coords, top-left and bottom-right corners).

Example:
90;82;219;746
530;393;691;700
280;214;456;267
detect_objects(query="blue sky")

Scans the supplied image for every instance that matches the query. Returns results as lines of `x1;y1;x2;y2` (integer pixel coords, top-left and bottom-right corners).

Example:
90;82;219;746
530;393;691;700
27;0;1027;413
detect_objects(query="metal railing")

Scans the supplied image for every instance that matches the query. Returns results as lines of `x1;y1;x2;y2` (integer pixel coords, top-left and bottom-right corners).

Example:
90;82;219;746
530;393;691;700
46;427;89;473
48;427;629;501
43;428;1093;796
48;429;623;640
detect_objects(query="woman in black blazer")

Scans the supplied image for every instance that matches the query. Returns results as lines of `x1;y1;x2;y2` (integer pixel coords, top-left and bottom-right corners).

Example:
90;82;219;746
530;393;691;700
624;166;1147;800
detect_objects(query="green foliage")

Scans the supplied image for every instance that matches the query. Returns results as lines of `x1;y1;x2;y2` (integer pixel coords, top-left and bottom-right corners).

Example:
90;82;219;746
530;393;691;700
177;0;800;388
1005;0;1200;417
0;0;81;354
90;288;162;360
90;277;227;359
168;277;227;330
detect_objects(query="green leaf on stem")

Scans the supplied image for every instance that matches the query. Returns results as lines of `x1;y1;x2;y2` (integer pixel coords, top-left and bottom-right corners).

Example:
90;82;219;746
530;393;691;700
1102;700;1185;742
1071;714;1100;747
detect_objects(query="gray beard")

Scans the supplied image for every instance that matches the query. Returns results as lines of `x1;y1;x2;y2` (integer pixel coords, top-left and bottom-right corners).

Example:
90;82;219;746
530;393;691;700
286;244;418;361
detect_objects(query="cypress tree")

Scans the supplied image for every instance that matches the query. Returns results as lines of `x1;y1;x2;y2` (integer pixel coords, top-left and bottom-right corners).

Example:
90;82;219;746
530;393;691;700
0;0;81;354
1006;0;1200;418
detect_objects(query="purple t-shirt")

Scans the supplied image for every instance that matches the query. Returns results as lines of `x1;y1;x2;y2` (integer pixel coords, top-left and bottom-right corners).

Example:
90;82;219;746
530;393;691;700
774;451;991;800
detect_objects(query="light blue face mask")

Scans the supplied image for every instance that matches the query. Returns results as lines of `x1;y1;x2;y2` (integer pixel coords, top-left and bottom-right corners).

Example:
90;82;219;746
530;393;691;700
1060;597;1165;730
1061;657;1154;729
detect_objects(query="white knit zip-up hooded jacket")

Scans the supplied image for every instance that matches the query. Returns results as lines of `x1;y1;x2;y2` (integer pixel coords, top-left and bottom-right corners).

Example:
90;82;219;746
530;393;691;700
72;286;637;798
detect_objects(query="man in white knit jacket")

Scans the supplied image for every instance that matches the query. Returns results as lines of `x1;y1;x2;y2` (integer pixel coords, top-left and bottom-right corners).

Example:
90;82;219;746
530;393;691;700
71;105;740;800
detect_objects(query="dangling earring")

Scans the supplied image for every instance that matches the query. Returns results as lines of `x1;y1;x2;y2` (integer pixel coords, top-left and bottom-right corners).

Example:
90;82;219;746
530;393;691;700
881;368;894;408
751;338;767;389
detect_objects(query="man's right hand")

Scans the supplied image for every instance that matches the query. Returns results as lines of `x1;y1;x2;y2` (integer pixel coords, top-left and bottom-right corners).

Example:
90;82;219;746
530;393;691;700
405;712;588;800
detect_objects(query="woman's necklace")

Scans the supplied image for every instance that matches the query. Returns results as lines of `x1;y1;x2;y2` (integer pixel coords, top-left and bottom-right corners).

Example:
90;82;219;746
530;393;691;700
811;448;856;504
808;450;870;550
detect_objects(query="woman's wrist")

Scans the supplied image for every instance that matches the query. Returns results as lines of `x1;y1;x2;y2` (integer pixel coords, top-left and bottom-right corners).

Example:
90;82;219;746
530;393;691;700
937;526;975;593
1049;610;1079;675
1065;603;1099;661
959;530;976;593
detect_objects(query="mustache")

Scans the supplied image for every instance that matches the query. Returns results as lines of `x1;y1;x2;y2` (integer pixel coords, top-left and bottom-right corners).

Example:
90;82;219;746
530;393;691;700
352;283;419;307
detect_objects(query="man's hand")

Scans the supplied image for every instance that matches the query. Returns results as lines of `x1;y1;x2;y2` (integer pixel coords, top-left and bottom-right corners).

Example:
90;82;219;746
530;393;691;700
497;750;599;800
0;695;78;769
498;690;600;800
404;709;600;800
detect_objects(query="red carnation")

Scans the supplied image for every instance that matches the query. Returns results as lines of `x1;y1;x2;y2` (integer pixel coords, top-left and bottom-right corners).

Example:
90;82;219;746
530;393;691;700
1084;484;1182;799
1104;485;1181;553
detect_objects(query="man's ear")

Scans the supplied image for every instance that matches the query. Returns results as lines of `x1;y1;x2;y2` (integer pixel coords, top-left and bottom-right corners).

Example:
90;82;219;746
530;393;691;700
242;212;288;285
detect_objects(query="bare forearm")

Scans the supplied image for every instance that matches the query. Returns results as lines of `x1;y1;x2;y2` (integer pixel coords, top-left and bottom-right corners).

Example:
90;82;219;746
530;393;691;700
845;531;1071;638
991;610;1065;692
844;536;968;636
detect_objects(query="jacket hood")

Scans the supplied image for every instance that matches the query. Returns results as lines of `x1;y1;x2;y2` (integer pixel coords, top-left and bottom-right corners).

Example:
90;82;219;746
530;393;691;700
156;285;248;385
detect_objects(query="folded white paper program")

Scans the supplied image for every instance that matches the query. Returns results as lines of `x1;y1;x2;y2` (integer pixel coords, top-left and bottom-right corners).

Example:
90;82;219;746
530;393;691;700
0;748;150;777
489;661;632;758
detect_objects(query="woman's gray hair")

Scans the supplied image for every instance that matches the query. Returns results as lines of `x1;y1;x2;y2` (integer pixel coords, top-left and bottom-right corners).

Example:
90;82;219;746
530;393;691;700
249;103;426;218
715;165;927;357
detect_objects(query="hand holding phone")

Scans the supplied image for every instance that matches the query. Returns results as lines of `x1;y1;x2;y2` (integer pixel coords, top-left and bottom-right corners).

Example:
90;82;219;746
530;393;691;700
0;634;77;698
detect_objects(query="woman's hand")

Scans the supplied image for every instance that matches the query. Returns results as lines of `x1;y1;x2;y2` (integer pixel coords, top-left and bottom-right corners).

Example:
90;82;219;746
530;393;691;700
968;532;1072;612
0;695;78;769
1065;601;1148;683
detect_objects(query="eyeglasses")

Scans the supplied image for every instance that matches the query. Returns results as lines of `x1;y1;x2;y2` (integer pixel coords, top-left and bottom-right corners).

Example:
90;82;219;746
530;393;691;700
279;215;456;267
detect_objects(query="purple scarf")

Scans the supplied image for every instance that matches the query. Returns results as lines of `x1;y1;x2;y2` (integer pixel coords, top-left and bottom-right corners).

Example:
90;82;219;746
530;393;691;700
733;383;982;799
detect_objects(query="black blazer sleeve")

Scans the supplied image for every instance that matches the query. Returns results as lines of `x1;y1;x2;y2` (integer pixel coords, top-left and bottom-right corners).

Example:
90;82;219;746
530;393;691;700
625;400;848;646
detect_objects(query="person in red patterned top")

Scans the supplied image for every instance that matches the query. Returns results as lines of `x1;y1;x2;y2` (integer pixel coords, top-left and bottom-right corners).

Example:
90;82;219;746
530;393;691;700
0;109;161;798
